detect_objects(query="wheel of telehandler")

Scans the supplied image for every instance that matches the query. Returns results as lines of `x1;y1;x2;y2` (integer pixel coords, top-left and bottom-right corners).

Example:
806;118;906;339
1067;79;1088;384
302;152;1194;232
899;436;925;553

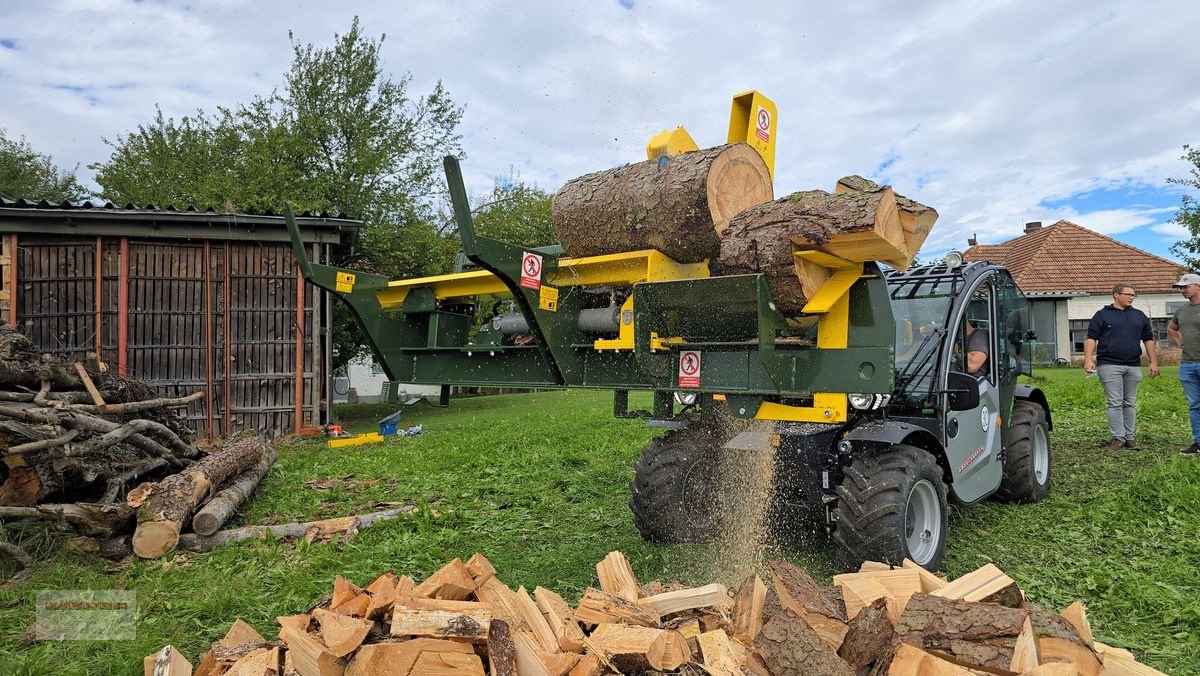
832;444;949;570
995;400;1051;503
628;423;726;544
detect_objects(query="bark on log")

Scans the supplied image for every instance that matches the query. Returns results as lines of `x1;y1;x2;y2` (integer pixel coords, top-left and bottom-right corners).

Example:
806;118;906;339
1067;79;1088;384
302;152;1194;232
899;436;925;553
552;143;773;263
836;175;939;263
753;608;855;676
0;502;135;537
718;188;901;316
838;597;898;674
895;592;1038;674
133;437;268;558
176;507;411;553
191;446;277;536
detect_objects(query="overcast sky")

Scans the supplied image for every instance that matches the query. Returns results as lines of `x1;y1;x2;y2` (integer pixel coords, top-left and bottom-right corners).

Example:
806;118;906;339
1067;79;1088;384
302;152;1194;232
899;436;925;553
2;0;1198;259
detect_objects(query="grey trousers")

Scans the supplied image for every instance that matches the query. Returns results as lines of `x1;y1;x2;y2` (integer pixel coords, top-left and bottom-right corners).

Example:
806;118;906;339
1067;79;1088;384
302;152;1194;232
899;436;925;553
1098;364;1143;440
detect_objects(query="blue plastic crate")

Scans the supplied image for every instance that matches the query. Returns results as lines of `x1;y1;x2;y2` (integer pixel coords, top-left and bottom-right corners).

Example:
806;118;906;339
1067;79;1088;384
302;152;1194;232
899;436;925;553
378;410;404;437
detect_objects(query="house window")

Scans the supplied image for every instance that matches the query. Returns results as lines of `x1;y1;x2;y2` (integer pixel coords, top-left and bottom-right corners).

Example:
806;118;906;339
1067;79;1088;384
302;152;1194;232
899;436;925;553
1070;320;1090;354
1028;300;1057;362
1151;317;1174;349
369;359;385;376
1167;301;1187;315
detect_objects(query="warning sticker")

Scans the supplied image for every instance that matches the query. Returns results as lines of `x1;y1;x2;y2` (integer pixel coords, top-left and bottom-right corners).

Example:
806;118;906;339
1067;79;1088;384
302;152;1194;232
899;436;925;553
335;271;356;294
755;106;771;143
539;285;559;312
677;350;701;388
520;252;542;290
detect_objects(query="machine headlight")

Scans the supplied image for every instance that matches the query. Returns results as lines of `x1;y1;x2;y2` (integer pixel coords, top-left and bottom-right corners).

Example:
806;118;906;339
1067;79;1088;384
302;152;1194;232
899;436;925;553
848;393;875;410
674;392;698;406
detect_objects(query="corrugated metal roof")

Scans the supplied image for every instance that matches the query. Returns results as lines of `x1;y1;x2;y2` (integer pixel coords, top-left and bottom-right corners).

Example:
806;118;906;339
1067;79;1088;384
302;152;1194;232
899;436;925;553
0;195;350;220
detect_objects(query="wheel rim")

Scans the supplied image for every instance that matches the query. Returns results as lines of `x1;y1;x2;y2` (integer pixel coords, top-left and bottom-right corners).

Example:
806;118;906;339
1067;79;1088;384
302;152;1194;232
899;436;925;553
905;479;942;566
1032;423;1050;485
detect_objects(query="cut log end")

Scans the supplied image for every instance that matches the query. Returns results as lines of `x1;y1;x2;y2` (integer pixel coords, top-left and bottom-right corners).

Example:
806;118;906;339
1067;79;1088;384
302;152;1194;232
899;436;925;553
707;144;775;237
131;520;181;559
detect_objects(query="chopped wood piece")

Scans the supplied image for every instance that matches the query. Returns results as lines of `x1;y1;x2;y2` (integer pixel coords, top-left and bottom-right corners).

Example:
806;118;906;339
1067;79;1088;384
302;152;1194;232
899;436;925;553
1093;645;1169;675
896;592;1038;674
931;563;1023;607
331;576;362;610
731;574;767;644
552;143;773;263
511;629;554;676
595;550;641;602
515;586;560;654
1024;664;1080;676
276;614;311;642
835;568;922;617
390;596;492;640
332;593;370;618
395;574;416;595
836;574;897;623
860;561;894;572
312;608;372;658
753;609;854;676
1038;637;1101;676
670;617;702;652
144;644;193;676
1059;601;1094;647
567;654;602;676
465;552;496;586
534;586;586;653
838;597;899;674
587;623;690;672
280;626;346;676
225;646;279;676
220;619;266;649
475;576;528;630
836;175;938;263
768;560;849;651
487;618;517;676
638;582;727;617
902;558;948;593
413;649;486;675
574;587;660;628
345;638;474;676
365;580;397;621
886;643;980;675
697;629;742;676
413;557;476;600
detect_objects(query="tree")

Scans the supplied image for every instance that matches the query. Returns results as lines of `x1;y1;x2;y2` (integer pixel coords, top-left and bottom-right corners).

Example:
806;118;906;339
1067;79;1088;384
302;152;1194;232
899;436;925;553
1169;145;1200;270
0;129;87;202
470;174;557;249
91;17;465;370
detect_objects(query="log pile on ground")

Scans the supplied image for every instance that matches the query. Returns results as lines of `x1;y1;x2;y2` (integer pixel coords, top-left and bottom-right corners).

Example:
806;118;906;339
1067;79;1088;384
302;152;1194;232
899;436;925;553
144;552;1169;675
0;326;286;571
551;143;938;317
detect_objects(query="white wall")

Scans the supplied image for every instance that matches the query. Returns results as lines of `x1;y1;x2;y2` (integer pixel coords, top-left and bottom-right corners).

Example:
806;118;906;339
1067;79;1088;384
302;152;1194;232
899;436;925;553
1066;292;1177;321
333;355;441;404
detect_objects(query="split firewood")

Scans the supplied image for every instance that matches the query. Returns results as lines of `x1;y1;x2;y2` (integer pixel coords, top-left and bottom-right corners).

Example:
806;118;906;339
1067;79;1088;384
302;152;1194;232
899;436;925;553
1059;601;1094;647
280;624;345;676
836;175;939;264
144;644;193;676
886;643;983;676
902;558;949;593
191;446;277;536
390;596;492;640
596;550;641;602
475;575;529;630
413;556;476;600
487;618;518;676
1026;603;1102;676
586;623;690;672
574;587;660;627
838;597;899;674
174;507;411;553
133;437;268;558
731;574;768;644
931;563;1024;608
511;629;556;676
534;586;586;652
312;608;372;658
638;582;727;617
895;592;1039;674
465;552;497;586
567;654;603;676
753;608;854;676
697;629;743;676
552;143;773;264
768;560;849;650
223;646;279;675
515;586;562;654
364;573;397;621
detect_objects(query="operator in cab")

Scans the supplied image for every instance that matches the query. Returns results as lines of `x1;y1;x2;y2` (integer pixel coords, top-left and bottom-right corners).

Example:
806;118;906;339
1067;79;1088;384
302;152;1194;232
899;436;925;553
964;317;990;378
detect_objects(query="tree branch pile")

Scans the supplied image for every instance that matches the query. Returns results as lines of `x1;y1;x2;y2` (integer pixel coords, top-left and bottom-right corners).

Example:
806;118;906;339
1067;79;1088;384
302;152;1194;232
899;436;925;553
0;326;278;563
142;552;1168;675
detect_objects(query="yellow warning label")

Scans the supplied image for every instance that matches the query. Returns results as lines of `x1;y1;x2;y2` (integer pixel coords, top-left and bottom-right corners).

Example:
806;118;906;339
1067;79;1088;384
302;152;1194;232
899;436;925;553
335;271;356;294
539;285;559;312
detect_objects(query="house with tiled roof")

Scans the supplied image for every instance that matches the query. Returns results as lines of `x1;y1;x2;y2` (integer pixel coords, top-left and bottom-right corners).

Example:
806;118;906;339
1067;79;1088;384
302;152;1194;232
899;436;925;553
963;220;1184;363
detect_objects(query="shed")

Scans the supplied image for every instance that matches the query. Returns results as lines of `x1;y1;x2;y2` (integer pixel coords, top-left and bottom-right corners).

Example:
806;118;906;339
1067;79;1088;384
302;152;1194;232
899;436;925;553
0;198;359;437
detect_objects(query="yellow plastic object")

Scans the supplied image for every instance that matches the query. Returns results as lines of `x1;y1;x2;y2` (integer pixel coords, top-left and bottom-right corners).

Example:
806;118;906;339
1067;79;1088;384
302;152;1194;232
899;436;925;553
646;126;700;161
327;432;386;448
755;393;848;423
374;249;709;313
727;90;777;179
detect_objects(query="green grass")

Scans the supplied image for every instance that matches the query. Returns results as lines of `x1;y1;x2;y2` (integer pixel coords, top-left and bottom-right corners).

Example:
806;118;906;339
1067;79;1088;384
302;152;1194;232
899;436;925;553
1;372;1198;674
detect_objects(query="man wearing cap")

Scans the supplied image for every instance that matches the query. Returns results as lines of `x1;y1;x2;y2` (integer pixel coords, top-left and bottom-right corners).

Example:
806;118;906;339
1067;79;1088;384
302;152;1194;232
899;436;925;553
1083;284;1158;451
1168;273;1200;457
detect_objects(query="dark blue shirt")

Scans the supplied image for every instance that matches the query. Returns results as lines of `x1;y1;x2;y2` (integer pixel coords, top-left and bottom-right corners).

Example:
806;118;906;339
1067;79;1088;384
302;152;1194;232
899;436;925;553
1086;305;1152;366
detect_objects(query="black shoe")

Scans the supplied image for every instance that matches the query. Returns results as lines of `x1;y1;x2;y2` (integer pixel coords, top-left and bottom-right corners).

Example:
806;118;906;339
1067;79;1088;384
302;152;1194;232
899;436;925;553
1107;438;1126;451
1182;443;1200;458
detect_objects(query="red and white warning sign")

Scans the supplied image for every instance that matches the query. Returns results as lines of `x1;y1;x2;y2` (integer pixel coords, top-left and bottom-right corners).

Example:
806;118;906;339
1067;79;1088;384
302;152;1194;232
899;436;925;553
677;350;701;388
519;252;542;290
755;106;771;143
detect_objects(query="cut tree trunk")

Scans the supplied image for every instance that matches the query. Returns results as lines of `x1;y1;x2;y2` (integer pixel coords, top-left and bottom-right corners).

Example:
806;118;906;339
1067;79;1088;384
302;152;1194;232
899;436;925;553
176;506;411;553
132;437;268;558
190;446;277;536
836;175;939;265
895;592;1039;674
718;188;902;316
552;143;773;264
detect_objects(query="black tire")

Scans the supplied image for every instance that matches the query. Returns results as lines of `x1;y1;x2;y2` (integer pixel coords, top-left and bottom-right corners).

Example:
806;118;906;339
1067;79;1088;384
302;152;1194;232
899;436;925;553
629;424;726;544
995;400;1051;503
832;444;949;571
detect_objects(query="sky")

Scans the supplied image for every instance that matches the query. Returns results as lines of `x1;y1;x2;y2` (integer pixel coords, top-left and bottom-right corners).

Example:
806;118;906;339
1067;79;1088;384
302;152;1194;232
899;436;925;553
1;0;1198;260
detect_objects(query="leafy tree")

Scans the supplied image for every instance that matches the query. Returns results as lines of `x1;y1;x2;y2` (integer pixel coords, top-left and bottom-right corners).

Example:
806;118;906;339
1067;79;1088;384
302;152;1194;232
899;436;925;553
90;17;464;370
1169;145;1200;270
470;174;557;249
0;129;87;202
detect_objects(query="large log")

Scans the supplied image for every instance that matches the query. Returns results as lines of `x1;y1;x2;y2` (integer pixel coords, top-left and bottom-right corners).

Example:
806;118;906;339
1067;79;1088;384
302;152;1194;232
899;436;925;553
552;143;773;263
836;175;939;263
718;188;902;316
132;437;268;558
191;446;277;536
895;592;1039;674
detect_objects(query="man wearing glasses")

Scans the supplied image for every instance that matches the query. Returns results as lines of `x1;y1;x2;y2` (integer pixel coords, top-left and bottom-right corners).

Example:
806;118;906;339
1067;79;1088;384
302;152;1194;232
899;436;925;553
1168;273;1200;457
1083;284;1158;451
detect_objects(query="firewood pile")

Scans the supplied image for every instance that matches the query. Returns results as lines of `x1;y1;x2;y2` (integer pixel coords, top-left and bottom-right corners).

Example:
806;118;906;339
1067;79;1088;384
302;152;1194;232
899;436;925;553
144;551;1167;676
0;325;278;573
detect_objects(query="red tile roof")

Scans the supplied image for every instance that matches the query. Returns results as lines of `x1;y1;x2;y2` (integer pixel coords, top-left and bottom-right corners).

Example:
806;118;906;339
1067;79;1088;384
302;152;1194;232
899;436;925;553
963;220;1184;294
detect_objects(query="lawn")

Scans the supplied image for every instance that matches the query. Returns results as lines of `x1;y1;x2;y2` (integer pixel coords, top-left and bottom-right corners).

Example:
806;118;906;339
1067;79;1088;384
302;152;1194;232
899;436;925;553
1;368;1198;674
